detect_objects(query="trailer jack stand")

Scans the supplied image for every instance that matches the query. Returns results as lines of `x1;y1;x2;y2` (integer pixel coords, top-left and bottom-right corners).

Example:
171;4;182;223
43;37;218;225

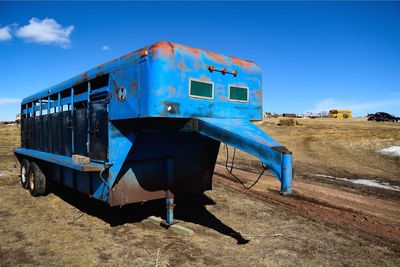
165;197;175;225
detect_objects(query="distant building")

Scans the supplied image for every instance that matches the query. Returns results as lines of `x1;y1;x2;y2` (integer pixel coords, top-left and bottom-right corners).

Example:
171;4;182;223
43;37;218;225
282;113;297;118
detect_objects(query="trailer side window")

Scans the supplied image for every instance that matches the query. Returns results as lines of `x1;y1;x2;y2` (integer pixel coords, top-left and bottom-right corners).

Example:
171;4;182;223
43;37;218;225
229;86;248;102
189;79;214;99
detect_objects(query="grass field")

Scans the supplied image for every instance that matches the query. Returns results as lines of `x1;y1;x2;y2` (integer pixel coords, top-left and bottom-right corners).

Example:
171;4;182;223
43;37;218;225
0;119;399;266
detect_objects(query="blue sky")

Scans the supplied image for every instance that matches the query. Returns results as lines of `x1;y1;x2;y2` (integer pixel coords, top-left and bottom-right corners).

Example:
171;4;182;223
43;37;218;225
1;1;399;120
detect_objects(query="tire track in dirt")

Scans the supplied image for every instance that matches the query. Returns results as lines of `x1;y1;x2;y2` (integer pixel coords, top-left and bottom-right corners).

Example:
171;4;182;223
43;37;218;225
213;165;400;245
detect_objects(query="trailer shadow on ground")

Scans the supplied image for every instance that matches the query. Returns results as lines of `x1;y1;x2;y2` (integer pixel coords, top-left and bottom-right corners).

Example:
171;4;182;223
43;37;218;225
51;185;249;244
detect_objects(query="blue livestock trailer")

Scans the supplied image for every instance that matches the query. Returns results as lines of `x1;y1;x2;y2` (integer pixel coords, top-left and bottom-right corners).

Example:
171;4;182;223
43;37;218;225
14;41;292;224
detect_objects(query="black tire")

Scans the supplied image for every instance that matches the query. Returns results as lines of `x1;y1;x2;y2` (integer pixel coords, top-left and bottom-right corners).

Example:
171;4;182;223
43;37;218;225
28;162;46;197
20;159;30;189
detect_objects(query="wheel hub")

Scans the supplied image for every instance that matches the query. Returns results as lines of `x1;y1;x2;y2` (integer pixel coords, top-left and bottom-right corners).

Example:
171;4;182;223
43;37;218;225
29;172;35;190
21;166;27;183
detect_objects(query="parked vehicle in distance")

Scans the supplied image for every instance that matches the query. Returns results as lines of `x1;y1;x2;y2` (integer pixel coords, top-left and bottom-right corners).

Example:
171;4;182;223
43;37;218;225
367;112;399;122
329;109;352;119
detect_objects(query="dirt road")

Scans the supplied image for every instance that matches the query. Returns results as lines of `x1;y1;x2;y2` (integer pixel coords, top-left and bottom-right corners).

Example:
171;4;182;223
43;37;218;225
1;120;399;266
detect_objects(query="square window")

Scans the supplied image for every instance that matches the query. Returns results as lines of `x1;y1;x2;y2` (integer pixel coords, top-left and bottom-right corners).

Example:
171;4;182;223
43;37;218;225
189;79;214;99
229;86;248;102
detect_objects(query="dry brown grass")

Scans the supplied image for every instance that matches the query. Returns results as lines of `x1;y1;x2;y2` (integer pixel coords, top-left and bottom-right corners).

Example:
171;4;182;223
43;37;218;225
277;118;300;126
221;118;400;186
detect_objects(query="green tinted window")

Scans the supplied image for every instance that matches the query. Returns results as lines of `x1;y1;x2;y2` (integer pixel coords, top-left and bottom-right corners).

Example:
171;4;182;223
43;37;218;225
229;86;248;102
190;80;213;99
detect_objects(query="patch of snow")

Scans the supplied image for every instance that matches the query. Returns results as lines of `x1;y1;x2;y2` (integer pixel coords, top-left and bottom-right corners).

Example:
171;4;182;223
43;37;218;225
0;171;4;177
378;146;400;157
351;179;400;191
312;174;400;192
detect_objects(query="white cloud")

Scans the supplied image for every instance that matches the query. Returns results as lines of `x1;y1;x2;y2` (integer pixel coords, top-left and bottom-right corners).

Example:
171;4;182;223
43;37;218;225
0;97;21;105
312;97;400;114
0;26;12;41
101;45;110;51
16;17;74;48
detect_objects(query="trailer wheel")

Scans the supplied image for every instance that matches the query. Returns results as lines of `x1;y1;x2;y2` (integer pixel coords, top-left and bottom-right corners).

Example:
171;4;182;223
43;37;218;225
20;159;30;189
28;162;46;197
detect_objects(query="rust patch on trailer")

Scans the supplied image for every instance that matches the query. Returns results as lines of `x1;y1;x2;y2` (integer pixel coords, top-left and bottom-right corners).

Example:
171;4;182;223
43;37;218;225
96;63;106;70
149;41;175;55
199;75;211;82
230;56;255;70
113;80;118;95
81;71;89;79
129;82;137;97
95;72;106;79
119;48;141;60
255;91;262;102
178;61;188;71
206;51;230;65
175;43;201;57
109;174;167;206
173;42;256;71
168;86;176;94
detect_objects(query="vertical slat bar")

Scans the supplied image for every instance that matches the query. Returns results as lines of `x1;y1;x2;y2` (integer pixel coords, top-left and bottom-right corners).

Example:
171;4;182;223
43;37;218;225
71;87;74;155
47;96;50;113
87;82;91;155
58;92;61;112
39;99;42;116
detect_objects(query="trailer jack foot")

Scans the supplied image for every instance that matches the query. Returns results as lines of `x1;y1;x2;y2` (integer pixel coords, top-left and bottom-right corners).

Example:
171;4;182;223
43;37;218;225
148;216;194;235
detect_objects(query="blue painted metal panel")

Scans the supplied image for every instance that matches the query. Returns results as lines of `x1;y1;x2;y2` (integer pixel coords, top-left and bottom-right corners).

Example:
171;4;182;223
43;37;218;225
52;165;61;183
21;51;144;105
92;121;135;201
14;148;103;172
108;65;140;120
63;168;74;188
147;42;262;120
76;172;91;194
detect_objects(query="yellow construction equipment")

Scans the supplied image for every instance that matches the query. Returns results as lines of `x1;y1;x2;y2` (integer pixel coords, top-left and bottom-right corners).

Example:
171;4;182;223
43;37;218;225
329;109;352;119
